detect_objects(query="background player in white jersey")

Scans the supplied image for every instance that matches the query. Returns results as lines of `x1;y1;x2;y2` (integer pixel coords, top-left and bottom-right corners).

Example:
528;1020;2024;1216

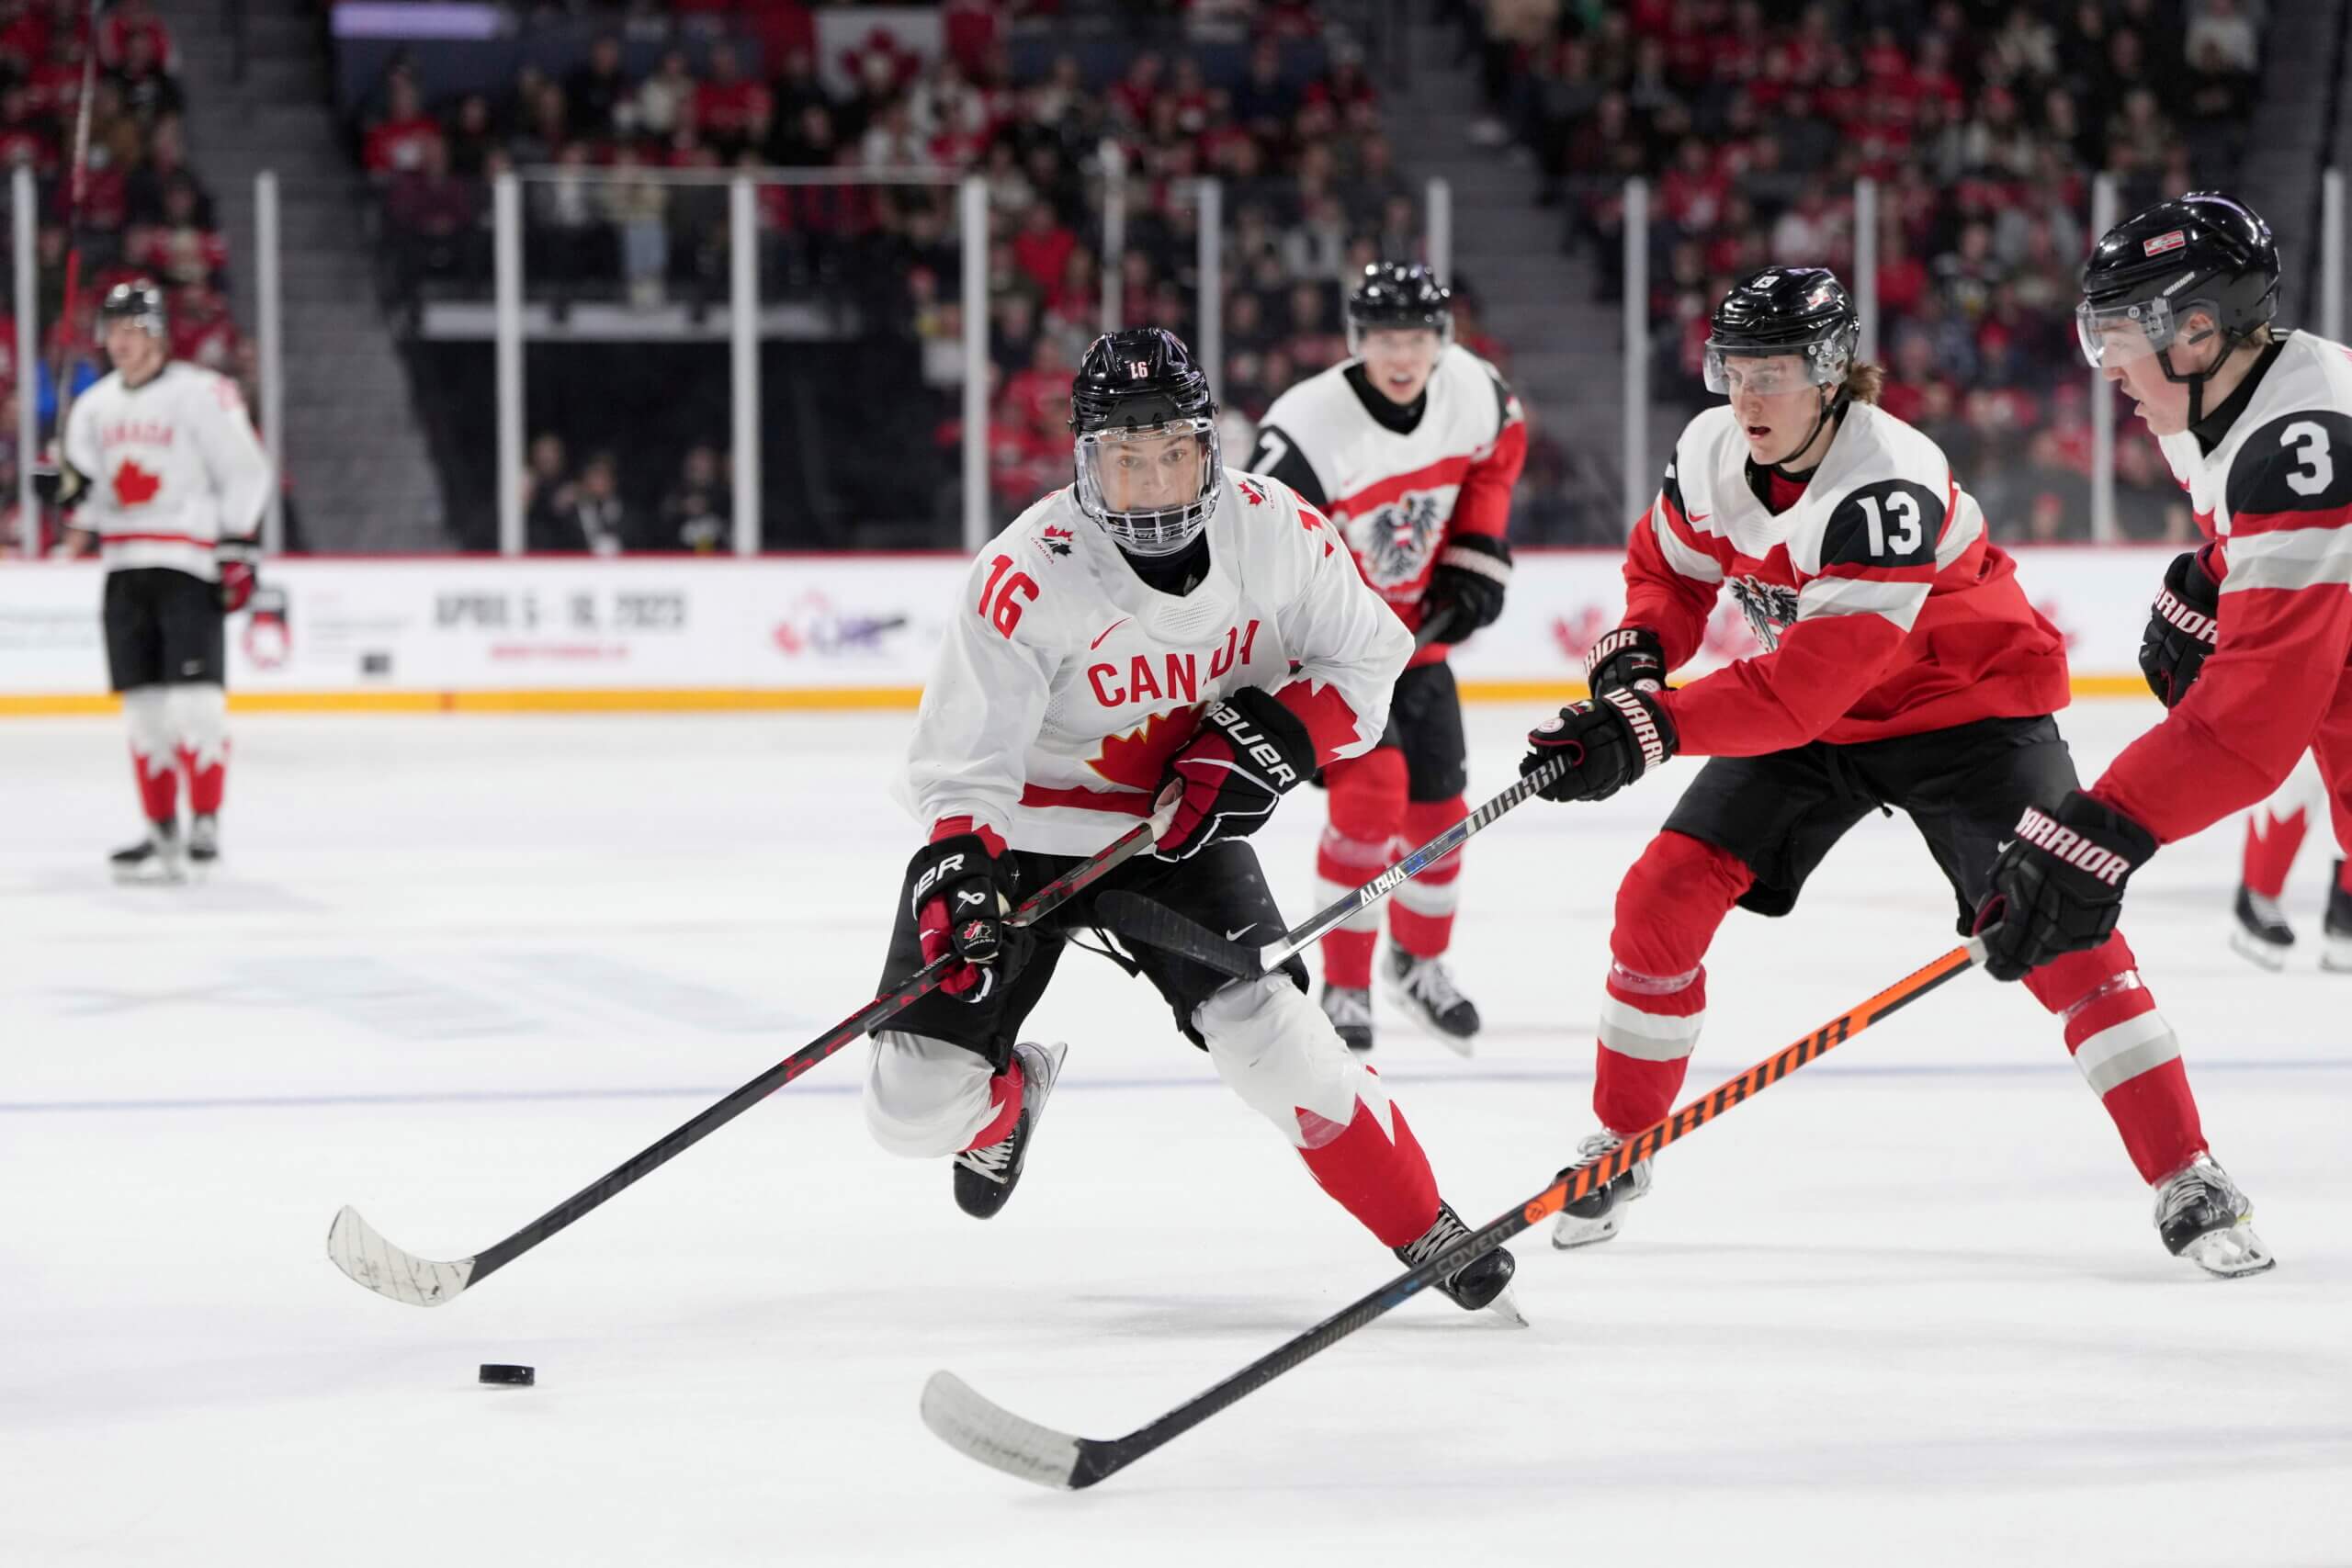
1983;195;2352;1002
2222;751;2351;969
52;282;272;882
1247;264;1525;1055
864;327;1520;1317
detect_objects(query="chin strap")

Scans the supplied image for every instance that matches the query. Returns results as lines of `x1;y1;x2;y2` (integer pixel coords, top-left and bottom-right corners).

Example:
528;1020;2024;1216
1773;387;1847;477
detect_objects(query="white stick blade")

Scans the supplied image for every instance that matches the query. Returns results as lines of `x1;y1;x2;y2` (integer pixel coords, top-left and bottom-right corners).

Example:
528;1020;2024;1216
920;1371;1082;1490
325;1206;473;1307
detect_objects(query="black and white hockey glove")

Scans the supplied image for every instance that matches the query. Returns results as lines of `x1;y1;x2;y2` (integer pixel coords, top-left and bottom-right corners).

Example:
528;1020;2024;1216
1520;687;1678;804
1586;626;1667;696
909;827;1031;1002
31;456;89;513
2138;546;2222;708
1973;792;2157;983
1419;534;1512;646
1155;687;1317;860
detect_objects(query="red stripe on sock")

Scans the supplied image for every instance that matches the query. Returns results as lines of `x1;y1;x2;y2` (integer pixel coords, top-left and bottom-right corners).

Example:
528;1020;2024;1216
1295;1098;1440;1248
964;1054;1024;1151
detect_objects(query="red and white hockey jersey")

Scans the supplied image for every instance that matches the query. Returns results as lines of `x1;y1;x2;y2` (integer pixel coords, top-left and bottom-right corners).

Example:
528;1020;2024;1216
1249;344;1525;666
2092;330;2352;844
900;470;1413;856
1623;400;2070;756
62;360;271;582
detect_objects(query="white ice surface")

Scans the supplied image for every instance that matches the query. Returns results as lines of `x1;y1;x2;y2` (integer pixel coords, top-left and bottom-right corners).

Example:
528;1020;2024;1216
2;704;2346;1566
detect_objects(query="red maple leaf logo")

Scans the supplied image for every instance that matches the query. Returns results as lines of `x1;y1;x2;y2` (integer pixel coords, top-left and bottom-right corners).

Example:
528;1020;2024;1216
1086;705;1203;791
112;459;162;507
1042;525;1074;539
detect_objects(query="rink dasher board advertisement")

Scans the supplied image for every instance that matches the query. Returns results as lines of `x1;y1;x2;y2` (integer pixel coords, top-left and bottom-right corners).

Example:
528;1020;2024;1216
0;548;2164;713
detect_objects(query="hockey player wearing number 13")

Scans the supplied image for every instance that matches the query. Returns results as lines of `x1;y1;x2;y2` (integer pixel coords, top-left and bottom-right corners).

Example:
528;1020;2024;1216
863;327;1521;1319
1518;266;2272;1278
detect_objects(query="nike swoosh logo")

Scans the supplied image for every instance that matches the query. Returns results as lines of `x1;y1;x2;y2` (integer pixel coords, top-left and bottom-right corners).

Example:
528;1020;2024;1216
1995;840;2014;856
1091;618;1130;649
1225;924;1256;941
1687;511;1711;524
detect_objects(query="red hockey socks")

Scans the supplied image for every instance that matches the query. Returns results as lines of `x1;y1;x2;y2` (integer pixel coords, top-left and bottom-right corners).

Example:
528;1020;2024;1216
964;1053;1024;1152
1389;795;1469;958
130;747;177;823
2024;934;2204;1183
179;743;227;816
1315;749;1407;988
2241;804;2308;900
1295;1089;1441;1249
1594;832;1750;1134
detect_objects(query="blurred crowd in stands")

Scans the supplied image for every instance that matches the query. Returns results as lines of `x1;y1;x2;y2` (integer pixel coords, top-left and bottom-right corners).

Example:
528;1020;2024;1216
1449;0;2267;543
0;0;253;551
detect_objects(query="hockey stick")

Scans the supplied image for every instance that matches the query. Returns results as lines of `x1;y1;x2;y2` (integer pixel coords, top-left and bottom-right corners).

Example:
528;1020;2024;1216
1102;753;1570;981
327;820;1159;1307
922;936;1985;1489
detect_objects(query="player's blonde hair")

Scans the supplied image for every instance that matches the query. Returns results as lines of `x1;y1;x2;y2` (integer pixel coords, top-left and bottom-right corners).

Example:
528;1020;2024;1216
1843;363;1887;406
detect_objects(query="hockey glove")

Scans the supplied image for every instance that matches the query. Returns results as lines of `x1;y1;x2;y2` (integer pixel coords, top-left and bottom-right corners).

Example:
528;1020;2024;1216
1586;625;1667;697
2138;545;2221;708
908;826;1031;1002
217;542;259;614
1418;535;1512;646
1521;687;1678;803
1973;791;2157;982
30;456;88;513
1155;686;1317;860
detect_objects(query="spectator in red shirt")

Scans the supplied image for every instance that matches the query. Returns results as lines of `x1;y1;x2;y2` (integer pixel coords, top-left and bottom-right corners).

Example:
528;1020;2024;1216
364;76;443;177
695;41;770;159
1010;200;1075;296
98;0;170;69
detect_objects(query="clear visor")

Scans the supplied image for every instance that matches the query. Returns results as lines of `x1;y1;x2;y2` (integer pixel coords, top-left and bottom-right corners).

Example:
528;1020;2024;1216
1345;316;1453;358
1073;418;1221;557
1703;345;1830;397
2075;296;2211;368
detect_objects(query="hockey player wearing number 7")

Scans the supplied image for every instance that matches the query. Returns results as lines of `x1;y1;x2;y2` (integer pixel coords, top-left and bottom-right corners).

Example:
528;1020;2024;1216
1516;266;2272;1278
863;327;1521;1318
1980;197;2352;1057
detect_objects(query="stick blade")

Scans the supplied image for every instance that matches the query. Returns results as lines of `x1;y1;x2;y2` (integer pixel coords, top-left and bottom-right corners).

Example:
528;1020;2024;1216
326;1205;474;1307
920;1371;1090;1490
1098;891;1264;979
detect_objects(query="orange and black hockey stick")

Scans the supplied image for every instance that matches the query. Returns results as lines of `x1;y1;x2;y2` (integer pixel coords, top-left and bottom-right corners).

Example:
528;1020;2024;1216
922;936;1985;1489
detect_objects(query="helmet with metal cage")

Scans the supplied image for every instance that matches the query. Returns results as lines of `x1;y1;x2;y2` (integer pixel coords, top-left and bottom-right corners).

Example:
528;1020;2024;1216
1703;266;1860;396
1069;327;1221;558
97;280;169;344
2075;193;2278;414
1345;262;1454;356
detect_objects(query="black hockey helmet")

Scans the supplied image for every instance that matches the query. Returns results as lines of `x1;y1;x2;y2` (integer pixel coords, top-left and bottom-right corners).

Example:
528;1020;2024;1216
1345;261;1453;353
1703;266;1860;394
97;279;168;342
1069;327;1221;557
2076;193;2278;418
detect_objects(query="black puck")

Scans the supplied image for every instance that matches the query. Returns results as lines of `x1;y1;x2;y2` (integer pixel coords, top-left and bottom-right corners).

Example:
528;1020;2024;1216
479;1363;535;1386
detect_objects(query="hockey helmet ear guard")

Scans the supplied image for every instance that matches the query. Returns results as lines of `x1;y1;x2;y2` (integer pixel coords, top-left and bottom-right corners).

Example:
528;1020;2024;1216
1070;328;1222;557
1345;261;1454;357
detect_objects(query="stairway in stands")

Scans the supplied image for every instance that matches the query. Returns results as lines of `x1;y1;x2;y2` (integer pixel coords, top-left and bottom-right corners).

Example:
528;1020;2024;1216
160;0;449;550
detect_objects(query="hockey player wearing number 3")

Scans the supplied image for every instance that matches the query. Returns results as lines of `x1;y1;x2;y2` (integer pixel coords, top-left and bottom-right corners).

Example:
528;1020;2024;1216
1518;267;2272;1278
1249;264;1525;1056
863;327;1521;1319
1980;198;2352;1043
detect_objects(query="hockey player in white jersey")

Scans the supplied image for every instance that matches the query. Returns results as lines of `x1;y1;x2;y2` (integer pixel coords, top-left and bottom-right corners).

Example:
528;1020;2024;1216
1248;264;1525;1055
55;281;271;882
865;327;1520;1316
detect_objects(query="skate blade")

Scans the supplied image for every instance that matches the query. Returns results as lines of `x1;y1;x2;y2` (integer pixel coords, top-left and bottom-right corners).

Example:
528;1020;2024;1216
1550;1212;1621;1251
1482;1282;1531;1328
2321;936;2352;974
2227;926;2290;972
2180;1223;2277;1279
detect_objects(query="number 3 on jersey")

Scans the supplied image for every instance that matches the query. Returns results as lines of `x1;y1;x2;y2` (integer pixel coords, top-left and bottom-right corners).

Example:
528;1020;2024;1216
978;554;1039;637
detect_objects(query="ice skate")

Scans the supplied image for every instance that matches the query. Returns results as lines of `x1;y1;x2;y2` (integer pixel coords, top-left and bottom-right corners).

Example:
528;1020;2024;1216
953;1041;1067;1220
2154;1154;2274;1278
2324;863;2352;973
1551;1130;1653;1250
1321;983;1374;1054
110;820;185;885
1396;1201;1525;1325
2228;885;2294;970
1383;945;1480;1055
186;813;220;881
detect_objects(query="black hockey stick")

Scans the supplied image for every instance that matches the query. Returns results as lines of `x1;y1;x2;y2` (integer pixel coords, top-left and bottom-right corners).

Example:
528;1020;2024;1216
1102;753;1569;981
327;821;1159;1307
921;937;1985;1489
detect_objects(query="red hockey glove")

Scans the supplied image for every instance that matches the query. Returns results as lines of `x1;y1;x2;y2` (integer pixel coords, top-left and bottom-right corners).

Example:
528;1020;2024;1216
908;825;1030;1002
218;558;259;614
1154;687;1317;860
1521;687;1678;803
1585;626;1667;696
2137;545;2220;708
1973;792;2157;982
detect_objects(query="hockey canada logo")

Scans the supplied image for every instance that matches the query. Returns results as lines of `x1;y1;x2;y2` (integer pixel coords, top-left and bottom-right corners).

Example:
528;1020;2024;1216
1347;491;1445;590
1728;575;1800;650
1040;525;1075;558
